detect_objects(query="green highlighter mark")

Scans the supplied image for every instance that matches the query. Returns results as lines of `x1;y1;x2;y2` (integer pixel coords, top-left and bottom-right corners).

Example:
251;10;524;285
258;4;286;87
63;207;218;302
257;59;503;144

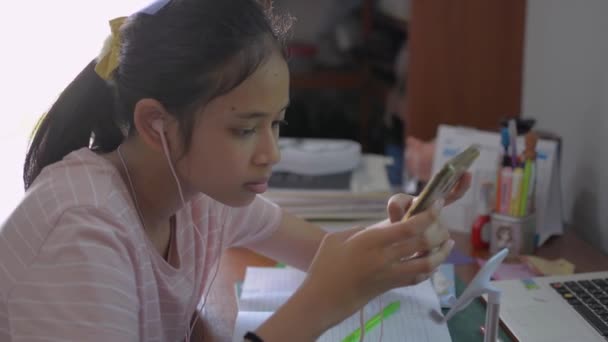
342;301;401;342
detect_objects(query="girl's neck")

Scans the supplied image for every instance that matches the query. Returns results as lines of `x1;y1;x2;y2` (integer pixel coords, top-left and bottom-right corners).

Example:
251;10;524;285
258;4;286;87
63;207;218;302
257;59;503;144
105;139;187;234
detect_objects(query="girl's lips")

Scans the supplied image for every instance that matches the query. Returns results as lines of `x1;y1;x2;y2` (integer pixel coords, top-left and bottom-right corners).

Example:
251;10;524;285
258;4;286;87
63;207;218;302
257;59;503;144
244;182;268;193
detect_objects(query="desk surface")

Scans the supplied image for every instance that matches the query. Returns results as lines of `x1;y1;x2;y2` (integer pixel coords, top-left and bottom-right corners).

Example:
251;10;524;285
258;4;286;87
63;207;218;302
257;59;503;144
197;231;608;341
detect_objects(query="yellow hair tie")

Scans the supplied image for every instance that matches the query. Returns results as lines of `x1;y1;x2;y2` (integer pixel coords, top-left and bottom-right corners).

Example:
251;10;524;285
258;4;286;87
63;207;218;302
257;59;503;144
95;17;128;80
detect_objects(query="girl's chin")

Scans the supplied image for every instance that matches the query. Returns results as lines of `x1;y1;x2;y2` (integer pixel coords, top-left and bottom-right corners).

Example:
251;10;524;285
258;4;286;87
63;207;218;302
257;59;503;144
208;191;257;208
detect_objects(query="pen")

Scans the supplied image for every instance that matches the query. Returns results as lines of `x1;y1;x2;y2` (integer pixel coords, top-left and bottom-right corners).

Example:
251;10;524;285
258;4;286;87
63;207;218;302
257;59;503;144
508;119;518;168
342;301;401;342
500;127;510;167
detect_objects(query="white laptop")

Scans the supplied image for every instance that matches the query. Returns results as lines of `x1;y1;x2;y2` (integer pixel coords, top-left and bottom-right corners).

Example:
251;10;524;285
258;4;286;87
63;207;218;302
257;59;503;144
492;271;608;341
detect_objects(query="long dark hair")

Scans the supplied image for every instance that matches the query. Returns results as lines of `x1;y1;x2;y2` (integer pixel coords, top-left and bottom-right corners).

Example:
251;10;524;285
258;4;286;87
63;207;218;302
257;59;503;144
23;0;291;190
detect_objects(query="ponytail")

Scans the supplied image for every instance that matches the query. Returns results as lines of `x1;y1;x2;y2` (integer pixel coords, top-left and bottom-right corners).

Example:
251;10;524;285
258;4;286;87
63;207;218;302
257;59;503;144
23;60;124;190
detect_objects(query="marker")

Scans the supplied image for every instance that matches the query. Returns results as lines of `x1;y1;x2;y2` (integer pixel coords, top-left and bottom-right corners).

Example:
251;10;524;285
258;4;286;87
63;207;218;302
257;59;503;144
527;162;536;214
523;132;538;214
495;167;502;212
499;168;512;215
342;301;401;342
519;160;532;216
510;168;523;216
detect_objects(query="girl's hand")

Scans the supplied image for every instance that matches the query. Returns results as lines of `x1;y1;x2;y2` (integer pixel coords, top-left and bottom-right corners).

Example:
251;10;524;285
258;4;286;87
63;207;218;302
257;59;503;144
255;174;469;341
298;199;453;333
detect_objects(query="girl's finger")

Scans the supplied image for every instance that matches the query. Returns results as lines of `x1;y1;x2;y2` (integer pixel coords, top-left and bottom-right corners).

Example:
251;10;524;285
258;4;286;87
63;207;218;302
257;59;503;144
387;193;414;223
383;222;450;263
363;198;444;248
390;239;455;277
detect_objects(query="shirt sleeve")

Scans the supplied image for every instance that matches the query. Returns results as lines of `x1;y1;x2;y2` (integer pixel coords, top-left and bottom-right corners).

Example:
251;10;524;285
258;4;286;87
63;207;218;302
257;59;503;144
224;195;283;247
5;207;140;341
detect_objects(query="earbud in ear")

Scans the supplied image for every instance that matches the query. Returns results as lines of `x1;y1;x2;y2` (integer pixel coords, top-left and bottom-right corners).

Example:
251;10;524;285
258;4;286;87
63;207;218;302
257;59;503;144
152;119;164;134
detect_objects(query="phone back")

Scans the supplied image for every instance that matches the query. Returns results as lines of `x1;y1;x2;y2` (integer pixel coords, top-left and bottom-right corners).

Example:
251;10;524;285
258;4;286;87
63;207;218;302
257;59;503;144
403;145;480;220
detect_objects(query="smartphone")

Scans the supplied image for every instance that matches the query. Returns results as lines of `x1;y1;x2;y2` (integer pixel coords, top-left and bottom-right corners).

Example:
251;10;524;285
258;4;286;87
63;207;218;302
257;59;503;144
402;145;480;221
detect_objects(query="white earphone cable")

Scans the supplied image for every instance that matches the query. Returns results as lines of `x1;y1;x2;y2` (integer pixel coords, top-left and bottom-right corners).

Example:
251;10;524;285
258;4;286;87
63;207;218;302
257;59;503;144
156;130;222;341
117;126;222;341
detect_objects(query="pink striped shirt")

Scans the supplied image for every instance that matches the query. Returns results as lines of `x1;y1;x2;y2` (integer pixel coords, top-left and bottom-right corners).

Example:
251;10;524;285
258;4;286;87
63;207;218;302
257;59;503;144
0;148;282;341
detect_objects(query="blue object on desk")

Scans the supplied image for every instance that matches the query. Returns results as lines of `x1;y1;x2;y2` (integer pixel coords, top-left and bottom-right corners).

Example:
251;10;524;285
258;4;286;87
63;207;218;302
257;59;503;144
385;143;403;187
446;248;475;265
434;264;457;308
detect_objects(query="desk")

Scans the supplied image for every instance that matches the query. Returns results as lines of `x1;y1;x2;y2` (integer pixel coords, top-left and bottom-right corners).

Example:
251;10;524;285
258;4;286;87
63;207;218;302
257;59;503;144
197;231;608;341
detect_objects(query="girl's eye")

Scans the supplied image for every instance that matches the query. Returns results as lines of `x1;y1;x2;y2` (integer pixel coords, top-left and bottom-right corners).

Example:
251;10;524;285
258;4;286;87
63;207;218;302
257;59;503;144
233;120;287;138
272;119;289;129
234;128;256;137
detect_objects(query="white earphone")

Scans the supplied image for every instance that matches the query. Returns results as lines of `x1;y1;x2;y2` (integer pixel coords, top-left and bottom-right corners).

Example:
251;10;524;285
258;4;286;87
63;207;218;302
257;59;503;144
152;119;186;204
152;118;164;134
151;118;223;340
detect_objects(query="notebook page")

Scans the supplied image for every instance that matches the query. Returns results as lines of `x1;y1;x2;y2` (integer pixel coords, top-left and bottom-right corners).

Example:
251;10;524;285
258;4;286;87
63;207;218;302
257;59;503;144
319;280;451;342
239;267;306;312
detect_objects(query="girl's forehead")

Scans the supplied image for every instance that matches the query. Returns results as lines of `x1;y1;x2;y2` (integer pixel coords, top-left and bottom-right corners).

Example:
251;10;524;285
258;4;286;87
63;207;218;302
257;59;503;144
200;52;289;118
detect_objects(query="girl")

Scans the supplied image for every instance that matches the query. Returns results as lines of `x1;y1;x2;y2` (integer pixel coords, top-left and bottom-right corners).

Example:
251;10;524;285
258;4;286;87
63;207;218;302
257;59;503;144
0;0;470;341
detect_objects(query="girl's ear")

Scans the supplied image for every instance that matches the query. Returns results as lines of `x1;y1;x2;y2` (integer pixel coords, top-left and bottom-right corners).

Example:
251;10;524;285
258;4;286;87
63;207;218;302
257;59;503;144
132;98;171;152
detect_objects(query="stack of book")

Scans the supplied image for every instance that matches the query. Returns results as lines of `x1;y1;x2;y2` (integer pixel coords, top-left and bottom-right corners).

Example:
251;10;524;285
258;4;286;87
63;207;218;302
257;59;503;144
265;138;393;221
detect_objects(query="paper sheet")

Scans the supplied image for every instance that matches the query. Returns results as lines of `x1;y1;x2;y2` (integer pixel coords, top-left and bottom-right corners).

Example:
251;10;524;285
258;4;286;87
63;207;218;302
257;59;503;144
233;267;451;342
319;281;451;342
238;267;306;312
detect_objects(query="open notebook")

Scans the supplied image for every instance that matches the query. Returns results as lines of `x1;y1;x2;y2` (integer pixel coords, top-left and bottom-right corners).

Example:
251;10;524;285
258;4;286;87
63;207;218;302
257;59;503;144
232;267;451;342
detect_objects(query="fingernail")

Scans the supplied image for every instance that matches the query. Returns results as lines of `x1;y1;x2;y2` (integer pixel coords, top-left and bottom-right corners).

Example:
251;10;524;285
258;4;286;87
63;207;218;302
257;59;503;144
432;199;445;216
446;239;455;249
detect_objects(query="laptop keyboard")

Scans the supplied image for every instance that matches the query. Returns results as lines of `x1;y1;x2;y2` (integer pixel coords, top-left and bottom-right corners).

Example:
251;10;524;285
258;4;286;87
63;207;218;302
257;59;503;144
551;279;608;338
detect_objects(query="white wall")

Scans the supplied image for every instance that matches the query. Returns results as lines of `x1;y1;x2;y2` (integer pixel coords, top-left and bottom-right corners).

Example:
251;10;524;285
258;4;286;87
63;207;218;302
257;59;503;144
523;0;608;252
0;1;156;220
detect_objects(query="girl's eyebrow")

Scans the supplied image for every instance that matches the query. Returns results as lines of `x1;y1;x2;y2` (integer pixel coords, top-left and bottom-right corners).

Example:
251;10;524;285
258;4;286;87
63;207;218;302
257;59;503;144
233;102;290;119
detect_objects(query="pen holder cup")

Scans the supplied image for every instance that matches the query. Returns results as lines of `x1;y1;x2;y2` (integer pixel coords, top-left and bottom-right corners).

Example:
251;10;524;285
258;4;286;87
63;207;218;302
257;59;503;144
489;213;536;258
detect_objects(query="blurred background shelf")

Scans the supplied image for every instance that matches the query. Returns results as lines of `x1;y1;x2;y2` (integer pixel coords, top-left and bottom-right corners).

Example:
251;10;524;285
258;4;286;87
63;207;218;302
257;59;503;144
274;0;526;157
290;69;367;89
277;0;407;153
